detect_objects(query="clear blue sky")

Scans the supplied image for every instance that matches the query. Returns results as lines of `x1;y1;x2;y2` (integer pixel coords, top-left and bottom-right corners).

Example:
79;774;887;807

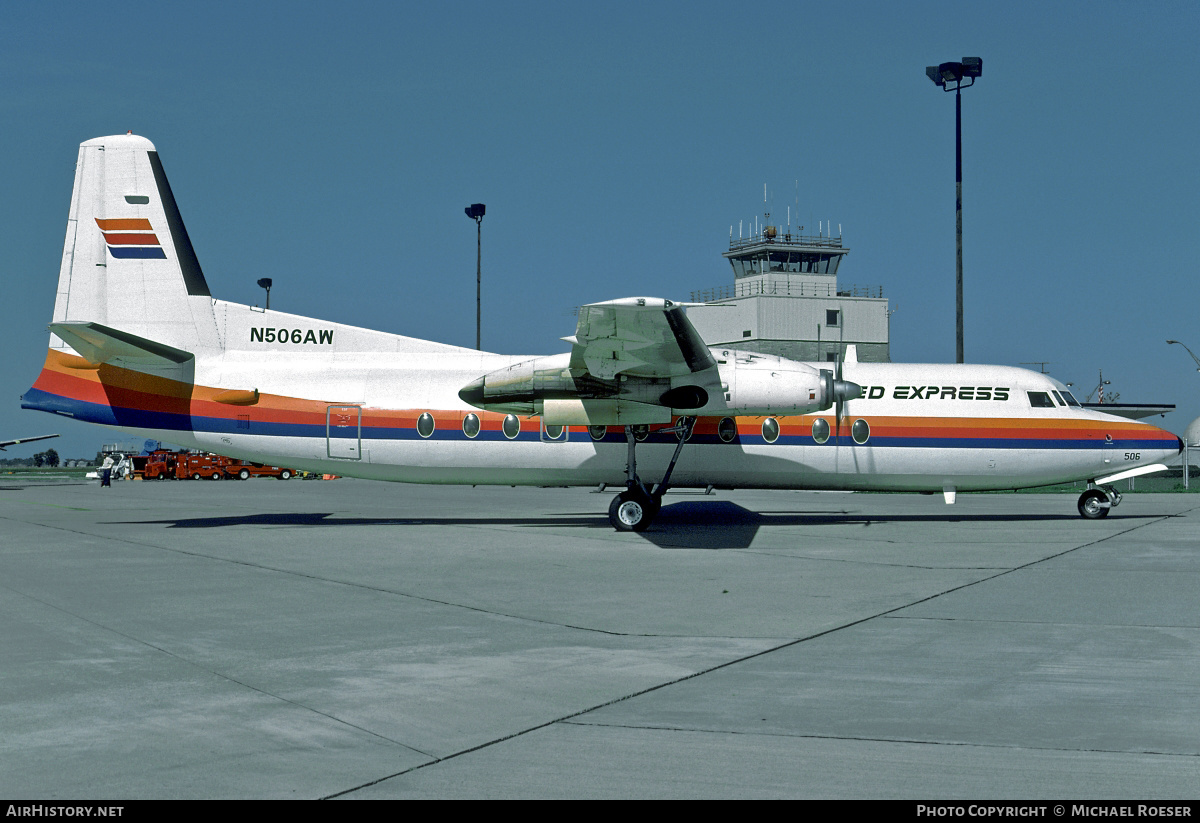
4;0;1198;459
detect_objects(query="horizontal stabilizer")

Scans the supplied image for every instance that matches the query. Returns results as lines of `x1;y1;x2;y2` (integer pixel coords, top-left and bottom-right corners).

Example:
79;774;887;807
49;321;193;366
0;433;59;451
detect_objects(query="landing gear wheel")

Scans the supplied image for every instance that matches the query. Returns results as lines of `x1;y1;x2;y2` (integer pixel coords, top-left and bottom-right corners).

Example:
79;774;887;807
609;489;659;532
1078;489;1110;519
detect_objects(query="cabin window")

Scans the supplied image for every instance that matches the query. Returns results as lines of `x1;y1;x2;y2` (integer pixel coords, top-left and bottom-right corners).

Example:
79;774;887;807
462;413;480;438
1027;391;1056;408
544;424;565;441
812;418;830;444
718;417;737;443
588;425;607;441
852;418;870;444
417;412;435;438
762;417;779;443
503;414;520;439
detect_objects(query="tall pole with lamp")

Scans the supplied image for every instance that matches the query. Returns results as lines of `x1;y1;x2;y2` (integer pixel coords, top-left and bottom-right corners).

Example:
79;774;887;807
465;204;486;350
926;57;982;364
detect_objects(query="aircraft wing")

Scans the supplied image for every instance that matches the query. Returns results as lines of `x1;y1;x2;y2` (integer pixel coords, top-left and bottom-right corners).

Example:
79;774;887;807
567;298;716;380
49;321;193;366
0;433;59;451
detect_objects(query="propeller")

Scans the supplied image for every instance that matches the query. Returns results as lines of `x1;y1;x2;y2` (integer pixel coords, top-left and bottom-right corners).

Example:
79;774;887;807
830;353;862;440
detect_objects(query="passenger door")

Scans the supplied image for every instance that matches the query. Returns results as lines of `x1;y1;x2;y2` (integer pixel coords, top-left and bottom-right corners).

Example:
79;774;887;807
327;405;361;459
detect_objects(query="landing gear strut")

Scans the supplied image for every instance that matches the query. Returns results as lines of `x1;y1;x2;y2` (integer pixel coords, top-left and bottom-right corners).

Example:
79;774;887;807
1078;484;1121;519
608;417;695;532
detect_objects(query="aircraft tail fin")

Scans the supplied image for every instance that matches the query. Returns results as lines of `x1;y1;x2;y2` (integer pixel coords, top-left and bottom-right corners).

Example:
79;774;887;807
50;134;220;355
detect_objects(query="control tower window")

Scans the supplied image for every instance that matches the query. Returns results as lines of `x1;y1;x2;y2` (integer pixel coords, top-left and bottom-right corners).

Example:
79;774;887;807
1027;391;1056;408
826;309;840;327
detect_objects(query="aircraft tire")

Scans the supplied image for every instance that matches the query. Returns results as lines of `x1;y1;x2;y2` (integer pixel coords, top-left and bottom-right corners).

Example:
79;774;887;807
1078;489;1110;519
608;489;658;532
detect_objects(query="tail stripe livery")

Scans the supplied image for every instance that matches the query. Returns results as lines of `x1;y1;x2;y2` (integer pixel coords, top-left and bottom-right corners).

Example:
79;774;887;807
96;218;166;258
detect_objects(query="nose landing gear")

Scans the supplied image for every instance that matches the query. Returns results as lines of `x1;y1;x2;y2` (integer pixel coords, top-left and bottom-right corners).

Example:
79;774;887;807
1078;485;1122;519
607;417;695;532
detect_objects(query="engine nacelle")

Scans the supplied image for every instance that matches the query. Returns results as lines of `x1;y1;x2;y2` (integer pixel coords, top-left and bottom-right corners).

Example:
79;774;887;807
458;350;862;423
716;355;861;416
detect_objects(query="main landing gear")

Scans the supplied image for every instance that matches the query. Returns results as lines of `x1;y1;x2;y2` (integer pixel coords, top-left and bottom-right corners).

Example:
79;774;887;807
608;417;695;532
1078;485;1123;519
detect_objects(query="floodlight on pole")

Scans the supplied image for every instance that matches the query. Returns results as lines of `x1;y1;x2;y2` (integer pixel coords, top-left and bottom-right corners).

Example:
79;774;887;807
464;203;486;350
1167;339;1200;371
926;56;982;364
256;277;272;310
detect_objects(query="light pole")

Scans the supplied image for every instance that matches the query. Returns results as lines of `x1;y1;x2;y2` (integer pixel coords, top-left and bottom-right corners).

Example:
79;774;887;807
257;277;272;310
926;57;982;364
464;203;486;350
1167;339;1200;372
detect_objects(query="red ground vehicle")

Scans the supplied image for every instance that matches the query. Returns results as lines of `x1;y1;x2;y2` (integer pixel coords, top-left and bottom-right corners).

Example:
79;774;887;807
139;450;297;480
222;461;297;480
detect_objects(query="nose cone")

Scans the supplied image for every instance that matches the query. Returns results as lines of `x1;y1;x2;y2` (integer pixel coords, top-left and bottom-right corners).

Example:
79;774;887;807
458;377;485;408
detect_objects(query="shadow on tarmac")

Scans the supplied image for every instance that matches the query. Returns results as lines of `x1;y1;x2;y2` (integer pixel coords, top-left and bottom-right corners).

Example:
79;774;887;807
102;500;1122;550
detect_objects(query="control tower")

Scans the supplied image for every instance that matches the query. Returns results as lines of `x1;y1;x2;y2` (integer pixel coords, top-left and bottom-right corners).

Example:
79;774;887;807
685;222;890;362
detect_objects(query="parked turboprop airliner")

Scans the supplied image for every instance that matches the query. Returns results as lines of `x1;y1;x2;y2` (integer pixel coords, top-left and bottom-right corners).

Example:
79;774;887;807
21;134;1183;529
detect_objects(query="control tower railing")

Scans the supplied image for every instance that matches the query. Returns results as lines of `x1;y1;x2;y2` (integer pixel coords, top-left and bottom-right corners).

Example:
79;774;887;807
727;232;845;252
691;280;883;303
